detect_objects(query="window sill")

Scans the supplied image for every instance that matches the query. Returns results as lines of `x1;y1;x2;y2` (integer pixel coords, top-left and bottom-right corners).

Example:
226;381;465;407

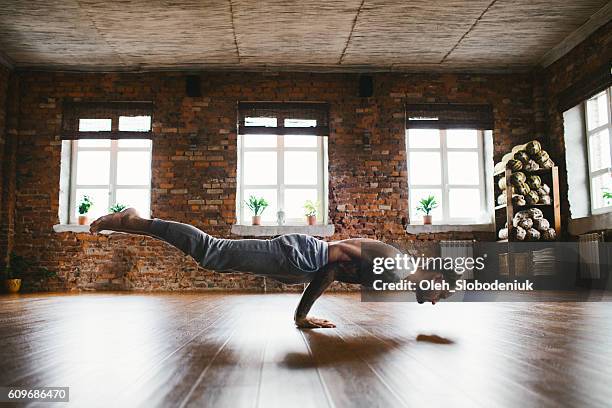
405;223;495;234
569;212;612;236
231;224;335;237
53;224;113;234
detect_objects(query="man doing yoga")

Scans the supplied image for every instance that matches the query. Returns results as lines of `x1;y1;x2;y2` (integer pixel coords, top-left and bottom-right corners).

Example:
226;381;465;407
90;209;452;328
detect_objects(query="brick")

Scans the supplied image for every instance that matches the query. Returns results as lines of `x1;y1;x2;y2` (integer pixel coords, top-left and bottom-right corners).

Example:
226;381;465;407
2;25;607;293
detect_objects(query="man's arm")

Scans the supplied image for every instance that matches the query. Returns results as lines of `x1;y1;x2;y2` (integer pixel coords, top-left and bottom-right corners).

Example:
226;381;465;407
294;264;337;329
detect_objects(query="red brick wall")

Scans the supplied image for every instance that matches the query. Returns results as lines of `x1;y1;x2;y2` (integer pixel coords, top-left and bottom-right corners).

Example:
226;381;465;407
543;21;612;229
0;65;8;226
0;65;12;265
0;65;7;152
4;70;543;291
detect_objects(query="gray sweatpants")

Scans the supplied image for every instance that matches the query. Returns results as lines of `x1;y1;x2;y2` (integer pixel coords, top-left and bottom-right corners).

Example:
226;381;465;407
150;219;329;284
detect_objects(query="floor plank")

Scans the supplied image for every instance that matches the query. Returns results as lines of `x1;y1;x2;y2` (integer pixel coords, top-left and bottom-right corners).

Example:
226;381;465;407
0;292;610;408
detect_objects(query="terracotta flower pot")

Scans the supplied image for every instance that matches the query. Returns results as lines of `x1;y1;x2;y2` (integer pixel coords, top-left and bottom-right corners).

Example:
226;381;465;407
423;215;432;225
307;215;317;225
252;215;261;226
4;279;21;293
78;215;88;225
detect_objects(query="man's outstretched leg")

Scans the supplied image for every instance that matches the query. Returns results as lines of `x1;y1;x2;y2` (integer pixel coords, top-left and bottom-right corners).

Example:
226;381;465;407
89;208;322;282
90;208;223;268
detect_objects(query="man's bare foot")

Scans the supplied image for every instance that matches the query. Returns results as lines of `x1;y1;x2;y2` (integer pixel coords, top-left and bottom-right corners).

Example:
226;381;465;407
89;208;142;234
295;316;336;329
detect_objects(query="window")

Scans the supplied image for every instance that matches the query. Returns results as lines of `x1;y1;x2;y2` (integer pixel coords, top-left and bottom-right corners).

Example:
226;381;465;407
69;137;152;223
584;87;612;214
406;128;487;224
63;114;153;223
237;117;328;225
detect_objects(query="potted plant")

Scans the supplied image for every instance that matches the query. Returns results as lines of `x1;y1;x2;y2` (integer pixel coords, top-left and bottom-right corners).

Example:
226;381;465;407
304;200;318;225
2;253;27;293
110;203;128;213
416;195;438;225
78;195;93;225
2;253;58;293
245;196;268;225
603;190;612;206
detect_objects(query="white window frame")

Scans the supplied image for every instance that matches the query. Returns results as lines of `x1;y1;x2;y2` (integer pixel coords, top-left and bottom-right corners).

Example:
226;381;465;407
584;87;612;215
68;140;152;223
237;132;328;225
406;129;487;224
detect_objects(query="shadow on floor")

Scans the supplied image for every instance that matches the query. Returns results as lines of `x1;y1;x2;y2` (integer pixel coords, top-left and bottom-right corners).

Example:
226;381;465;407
415;334;454;344
282;331;452;369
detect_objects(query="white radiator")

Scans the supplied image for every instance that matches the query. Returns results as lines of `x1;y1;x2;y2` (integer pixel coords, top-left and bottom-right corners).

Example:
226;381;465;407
579;232;603;279
440;240;475;280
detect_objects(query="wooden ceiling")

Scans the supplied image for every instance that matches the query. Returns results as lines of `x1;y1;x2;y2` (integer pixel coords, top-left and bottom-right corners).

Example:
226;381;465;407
0;0;609;72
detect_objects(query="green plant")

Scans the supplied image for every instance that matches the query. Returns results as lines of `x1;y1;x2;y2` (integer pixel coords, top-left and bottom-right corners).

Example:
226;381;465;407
245;196;269;216
416;195;438;216
78;195;93;215
304;200;318;217
110;203;128;213
1;266;12;280
38;267;57;280
1;264;13;280
2;252;57;281
2;253;28;280
603;190;612;200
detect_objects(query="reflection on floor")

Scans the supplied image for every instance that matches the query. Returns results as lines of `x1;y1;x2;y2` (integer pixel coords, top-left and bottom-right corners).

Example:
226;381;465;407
1;292;611;407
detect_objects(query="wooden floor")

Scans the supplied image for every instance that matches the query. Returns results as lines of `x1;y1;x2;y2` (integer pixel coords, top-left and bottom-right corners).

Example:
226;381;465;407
1;292;611;408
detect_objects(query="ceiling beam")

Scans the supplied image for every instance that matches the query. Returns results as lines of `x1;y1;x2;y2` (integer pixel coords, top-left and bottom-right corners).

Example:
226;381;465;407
440;0;499;64
339;0;365;65
228;0;241;63
539;0;612;68
14;61;531;74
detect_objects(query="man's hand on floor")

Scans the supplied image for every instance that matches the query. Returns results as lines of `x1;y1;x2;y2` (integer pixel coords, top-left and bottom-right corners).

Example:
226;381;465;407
295;316;336;329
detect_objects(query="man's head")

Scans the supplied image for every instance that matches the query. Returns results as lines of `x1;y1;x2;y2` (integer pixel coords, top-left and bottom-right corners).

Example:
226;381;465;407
358;241;458;304
414;270;458;304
